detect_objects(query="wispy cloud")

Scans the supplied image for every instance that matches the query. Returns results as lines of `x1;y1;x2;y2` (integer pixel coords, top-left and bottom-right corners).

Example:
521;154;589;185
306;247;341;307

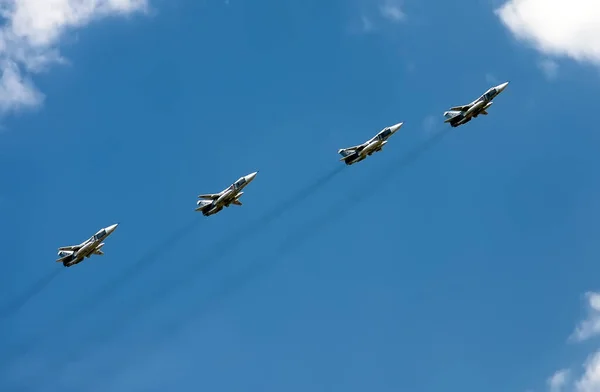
548;369;570;392
575;352;600;392
361;15;374;33
495;0;600;68
538;59;559;80
379;1;405;22
534;292;600;392
354;0;406;34
570;292;600;342
485;73;500;85
0;0;148;116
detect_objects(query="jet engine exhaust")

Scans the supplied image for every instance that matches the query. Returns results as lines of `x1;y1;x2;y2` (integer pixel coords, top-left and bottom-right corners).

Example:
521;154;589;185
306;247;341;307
151;127;454;342
50;129;451;373
2;166;347;370
0;269;62;319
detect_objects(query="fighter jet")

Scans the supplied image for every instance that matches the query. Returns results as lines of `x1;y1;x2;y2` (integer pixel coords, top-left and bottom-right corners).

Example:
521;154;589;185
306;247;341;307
56;223;119;267
195;171;258;216
338;122;403;166
443;81;509;127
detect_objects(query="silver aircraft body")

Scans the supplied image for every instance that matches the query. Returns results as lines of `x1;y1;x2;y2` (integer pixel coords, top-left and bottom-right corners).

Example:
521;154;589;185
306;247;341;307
338;122;403;165
56;223;119;267
196;171;258;216
443;81;509;127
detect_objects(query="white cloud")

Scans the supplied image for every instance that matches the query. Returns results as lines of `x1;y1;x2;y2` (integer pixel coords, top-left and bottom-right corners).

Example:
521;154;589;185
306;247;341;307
575;352;600;392
0;0;148;115
361;15;374;32
548;369;571;392
495;0;600;67
379;1;405;22
570;292;600;342
538;59;559;80
539;292;600;392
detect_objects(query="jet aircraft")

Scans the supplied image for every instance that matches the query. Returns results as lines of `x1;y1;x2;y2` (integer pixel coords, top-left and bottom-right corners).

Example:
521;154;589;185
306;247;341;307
196;171;258;216
56;223;119;267
338;122;403;165
443;81;509;127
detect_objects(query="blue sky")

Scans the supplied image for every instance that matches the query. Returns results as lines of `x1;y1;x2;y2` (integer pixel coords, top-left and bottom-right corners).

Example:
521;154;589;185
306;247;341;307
2;0;600;391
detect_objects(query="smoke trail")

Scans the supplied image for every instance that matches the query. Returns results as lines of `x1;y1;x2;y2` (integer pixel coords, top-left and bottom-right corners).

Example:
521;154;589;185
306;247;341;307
76;165;344;343
155;128;453;341
79;164;344;320
108;165;346;317
24;128;450;386
0;269;62;320
7;165;346;373
70;217;201;315
0;217;201;370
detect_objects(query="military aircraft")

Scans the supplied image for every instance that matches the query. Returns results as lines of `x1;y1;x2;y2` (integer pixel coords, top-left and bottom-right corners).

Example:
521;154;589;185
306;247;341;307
56;223;119;267
443;81;509;127
338;122;403;165
196;171;258;216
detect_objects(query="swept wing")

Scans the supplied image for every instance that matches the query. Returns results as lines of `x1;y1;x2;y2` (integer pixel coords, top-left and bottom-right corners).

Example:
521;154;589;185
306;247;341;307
448;104;472;111
198;193;221;200
58;244;82;251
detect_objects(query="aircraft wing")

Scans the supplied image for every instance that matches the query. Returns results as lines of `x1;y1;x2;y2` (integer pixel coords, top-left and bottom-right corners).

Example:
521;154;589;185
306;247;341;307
58;245;81;251
198;193;220;200
448;104;471;112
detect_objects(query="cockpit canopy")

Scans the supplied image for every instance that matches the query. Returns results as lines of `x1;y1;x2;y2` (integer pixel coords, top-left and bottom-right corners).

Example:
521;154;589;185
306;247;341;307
376;128;392;141
234;177;247;190
94;229;107;241
483;89;496;101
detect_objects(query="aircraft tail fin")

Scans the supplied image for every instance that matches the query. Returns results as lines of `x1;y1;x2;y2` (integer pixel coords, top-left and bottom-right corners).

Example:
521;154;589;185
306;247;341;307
338;149;354;158
443;110;462;122
56;250;74;263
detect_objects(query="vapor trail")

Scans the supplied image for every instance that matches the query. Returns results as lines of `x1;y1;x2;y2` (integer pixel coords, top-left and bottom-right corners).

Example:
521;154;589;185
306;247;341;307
111;165;346;324
11;165;346;373
0;269;62;320
0;217;201;370
154;128;452;343
52;128;451;383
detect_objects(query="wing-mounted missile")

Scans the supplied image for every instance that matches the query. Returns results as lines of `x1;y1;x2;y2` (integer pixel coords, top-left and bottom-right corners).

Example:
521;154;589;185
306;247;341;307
374;140;388;152
479;101;493;115
231;192;244;206
363;140;381;156
465;100;486;117
93;243;105;255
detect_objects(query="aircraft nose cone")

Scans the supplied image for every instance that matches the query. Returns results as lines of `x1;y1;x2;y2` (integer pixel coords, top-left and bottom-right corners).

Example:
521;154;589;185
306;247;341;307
246;171;258;182
389;122;404;133
106;223;119;234
497;81;509;92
